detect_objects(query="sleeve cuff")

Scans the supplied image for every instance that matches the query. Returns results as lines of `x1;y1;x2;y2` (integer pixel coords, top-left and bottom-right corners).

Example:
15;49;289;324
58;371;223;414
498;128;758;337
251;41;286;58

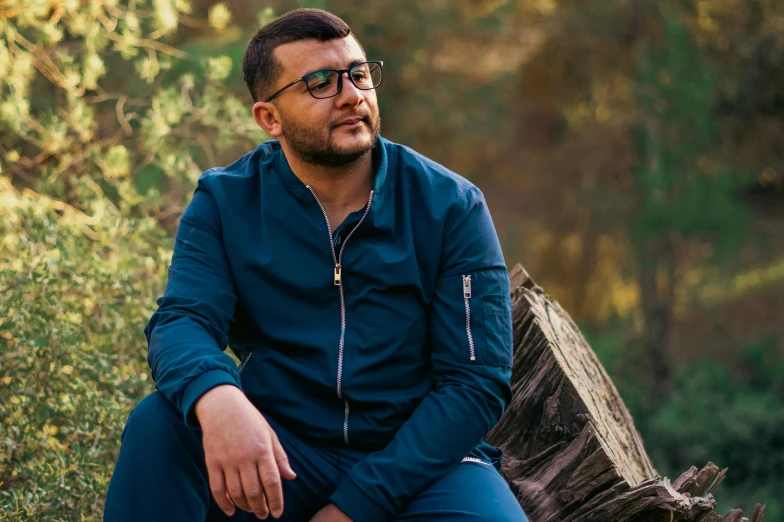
330;477;393;522
181;369;242;428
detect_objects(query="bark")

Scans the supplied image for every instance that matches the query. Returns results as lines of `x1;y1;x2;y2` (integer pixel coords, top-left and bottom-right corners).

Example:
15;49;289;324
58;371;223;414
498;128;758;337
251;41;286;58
488;263;766;522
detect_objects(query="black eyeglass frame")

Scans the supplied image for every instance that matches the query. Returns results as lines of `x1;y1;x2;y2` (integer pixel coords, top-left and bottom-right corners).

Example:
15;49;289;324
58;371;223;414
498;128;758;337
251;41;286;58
264;60;384;103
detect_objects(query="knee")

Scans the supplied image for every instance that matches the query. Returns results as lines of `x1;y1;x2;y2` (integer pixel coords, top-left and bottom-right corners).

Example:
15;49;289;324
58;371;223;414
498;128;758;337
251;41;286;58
403;464;529;521
462;467;528;522
472;495;527;522
122;391;185;445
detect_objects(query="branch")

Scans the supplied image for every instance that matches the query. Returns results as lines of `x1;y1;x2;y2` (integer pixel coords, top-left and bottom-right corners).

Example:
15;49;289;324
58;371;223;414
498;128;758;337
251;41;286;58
105;32;187;59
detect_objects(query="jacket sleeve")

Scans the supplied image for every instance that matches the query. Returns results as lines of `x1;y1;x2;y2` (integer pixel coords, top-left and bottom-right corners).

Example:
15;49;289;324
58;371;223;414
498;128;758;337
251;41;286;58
329;185;513;522
144;178;242;427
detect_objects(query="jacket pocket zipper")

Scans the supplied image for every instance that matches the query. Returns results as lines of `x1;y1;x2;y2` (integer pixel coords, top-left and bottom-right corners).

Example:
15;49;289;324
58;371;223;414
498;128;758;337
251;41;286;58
238;352;253;375
462;456;491;465
463;275;476;361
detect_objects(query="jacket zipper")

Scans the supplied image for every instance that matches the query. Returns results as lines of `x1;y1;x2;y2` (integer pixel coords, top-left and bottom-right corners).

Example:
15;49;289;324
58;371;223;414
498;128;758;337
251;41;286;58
306;186;374;445
238;352;253;374
463;275;476;361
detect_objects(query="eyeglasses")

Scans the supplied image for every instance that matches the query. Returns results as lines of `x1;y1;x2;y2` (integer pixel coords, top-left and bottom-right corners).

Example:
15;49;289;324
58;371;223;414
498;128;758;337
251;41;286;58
264;61;383;103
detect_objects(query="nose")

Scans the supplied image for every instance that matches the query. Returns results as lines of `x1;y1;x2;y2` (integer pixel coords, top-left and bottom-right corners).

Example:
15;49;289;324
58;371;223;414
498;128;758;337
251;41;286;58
335;71;363;107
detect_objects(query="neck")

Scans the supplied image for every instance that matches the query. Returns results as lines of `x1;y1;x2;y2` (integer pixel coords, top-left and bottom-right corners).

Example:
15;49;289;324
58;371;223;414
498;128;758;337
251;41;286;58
283;145;375;210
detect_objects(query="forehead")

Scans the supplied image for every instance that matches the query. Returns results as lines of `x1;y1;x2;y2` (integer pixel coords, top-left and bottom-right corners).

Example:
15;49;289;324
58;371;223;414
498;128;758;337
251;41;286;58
273;36;366;78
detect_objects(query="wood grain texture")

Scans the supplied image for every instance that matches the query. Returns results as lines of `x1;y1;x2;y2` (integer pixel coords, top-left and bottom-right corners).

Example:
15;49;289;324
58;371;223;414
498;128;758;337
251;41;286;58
489;264;766;522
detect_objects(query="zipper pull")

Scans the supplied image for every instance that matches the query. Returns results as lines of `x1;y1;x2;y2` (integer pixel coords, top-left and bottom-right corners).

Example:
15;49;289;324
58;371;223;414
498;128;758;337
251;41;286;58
334;265;342;286
463;275;471;298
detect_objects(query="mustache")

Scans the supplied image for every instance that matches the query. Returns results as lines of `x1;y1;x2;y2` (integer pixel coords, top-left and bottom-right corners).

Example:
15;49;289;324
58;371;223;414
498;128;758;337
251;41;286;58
330;112;373;129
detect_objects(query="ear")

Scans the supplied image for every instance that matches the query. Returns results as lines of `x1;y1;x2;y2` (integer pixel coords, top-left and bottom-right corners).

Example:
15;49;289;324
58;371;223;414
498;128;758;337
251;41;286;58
253;101;283;137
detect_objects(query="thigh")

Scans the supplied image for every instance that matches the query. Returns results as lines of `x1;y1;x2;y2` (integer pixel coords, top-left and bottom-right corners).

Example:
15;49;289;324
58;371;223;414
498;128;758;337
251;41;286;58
396;462;528;522
107;391;340;522
205;413;343;522
105;391;213;522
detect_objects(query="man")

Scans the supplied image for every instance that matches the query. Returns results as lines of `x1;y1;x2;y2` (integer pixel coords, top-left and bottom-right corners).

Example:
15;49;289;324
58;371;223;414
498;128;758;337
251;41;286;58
104;8;526;522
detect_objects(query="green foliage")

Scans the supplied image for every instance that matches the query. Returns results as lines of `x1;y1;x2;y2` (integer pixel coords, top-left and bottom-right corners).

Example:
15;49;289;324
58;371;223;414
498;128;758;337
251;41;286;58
0;0;265;220
0;176;168;520
0;1;268;519
634;6;748;257
643;342;784;520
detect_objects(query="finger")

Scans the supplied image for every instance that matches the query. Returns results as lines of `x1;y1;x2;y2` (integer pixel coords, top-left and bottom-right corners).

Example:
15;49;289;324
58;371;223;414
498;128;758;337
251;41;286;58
226;468;252;513
240;463;269;519
269;428;297;480
257;455;284;519
207;464;235;516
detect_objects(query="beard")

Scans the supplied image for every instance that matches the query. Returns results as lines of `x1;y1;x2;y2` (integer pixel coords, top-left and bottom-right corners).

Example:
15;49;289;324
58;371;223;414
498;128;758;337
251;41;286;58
280;106;382;168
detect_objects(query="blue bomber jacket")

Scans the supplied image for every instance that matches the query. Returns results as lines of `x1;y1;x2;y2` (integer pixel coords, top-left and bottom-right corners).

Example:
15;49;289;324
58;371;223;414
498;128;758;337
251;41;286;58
144;136;514;522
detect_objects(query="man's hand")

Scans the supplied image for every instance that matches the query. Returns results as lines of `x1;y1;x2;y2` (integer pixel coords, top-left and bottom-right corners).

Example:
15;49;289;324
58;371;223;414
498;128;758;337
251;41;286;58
195;384;297;519
310;504;353;522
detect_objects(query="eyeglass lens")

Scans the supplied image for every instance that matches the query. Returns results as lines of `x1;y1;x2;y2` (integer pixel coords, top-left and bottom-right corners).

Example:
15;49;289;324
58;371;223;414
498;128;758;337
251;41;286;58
305;63;382;98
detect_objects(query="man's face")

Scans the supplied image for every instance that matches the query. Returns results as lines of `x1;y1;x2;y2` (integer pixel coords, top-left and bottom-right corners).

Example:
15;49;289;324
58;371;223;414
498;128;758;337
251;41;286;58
268;36;381;167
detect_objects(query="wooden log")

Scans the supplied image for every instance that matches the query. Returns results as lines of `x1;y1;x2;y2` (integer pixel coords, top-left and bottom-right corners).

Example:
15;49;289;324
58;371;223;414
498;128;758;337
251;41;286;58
488;264;766;522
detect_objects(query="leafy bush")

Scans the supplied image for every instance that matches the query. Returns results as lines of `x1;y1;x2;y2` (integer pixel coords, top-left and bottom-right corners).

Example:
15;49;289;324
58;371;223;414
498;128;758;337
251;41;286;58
0;176;168;520
0;0;261;218
0;1;264;519
645;342;784;520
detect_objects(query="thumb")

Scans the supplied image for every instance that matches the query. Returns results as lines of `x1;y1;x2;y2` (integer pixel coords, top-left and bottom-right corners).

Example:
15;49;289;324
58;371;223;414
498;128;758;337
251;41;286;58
269;428;297;480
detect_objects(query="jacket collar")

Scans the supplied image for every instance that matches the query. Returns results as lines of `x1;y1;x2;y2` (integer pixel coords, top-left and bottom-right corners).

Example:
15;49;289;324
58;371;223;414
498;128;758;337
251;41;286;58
271;136;391;213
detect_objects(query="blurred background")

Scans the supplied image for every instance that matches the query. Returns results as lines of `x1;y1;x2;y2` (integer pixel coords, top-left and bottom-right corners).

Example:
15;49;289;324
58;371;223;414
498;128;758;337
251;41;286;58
1;0;782;520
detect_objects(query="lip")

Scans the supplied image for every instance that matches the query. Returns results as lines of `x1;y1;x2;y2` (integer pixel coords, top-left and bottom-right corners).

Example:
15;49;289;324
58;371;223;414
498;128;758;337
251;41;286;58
336;117;364;128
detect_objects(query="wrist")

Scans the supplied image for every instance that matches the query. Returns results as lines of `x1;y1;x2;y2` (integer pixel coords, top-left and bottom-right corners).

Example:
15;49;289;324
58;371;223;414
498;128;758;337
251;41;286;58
180;370;242;429
194;383;244;422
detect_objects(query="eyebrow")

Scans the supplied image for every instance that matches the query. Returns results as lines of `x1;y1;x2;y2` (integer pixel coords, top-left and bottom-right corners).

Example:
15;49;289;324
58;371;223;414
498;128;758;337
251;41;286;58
300;59;367;78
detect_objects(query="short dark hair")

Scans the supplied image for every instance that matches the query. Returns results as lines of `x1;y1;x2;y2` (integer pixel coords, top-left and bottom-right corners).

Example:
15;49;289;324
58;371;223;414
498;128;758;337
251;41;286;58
242;9;353;103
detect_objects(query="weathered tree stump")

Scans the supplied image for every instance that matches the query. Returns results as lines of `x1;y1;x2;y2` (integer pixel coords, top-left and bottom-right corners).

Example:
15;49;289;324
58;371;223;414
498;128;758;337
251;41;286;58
487;264;766;522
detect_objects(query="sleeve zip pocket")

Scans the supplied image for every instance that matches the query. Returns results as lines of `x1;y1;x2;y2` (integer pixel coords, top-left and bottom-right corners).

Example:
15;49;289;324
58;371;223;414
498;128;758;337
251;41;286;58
462;274;476;362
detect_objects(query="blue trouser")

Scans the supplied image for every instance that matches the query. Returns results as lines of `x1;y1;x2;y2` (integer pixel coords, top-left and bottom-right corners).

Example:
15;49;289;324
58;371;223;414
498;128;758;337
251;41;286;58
104;392;527;521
